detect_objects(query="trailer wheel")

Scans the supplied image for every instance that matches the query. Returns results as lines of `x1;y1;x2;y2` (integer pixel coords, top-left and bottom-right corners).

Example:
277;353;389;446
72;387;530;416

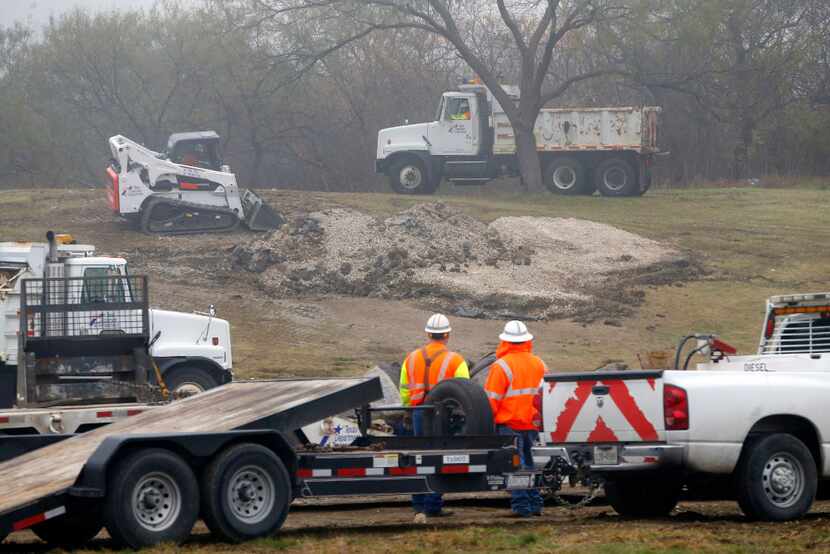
605;476;682;517
104;448;200;549
201;443;292;542
543;157;590;195
389;157;437;195
32;509;103;547
165;366;219;398
736;433;816;521
595;157;638;197
426;378;494;436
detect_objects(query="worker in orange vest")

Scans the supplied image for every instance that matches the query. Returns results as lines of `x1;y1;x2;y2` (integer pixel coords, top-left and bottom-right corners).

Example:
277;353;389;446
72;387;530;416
485;320;547;517
400;313;469;517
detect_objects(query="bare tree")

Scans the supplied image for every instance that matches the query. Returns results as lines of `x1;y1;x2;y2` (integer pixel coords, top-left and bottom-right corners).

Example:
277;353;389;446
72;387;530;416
247;0;625;190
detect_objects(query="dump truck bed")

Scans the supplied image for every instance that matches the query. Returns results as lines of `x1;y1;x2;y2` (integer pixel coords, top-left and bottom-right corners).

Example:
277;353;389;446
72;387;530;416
0;378;381;517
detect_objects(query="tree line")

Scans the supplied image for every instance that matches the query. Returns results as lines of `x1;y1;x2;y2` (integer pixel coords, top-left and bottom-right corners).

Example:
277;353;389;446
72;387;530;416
0;0;827;191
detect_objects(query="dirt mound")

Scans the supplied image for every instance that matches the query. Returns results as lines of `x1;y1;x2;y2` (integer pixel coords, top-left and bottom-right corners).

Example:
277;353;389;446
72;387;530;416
232;203;691;321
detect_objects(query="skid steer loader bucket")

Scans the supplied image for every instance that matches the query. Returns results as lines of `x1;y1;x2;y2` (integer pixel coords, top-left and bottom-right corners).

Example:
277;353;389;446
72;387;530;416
241;189;285;231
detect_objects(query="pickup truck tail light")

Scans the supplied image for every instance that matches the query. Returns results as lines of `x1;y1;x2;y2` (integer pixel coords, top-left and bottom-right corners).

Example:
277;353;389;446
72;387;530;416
664;384;689;430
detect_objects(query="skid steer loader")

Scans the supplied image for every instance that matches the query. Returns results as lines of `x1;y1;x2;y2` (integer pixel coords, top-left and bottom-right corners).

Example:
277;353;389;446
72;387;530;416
106;132;284;234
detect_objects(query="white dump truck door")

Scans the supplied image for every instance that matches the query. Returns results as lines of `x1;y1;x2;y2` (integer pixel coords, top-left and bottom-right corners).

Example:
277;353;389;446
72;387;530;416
429;92;479;156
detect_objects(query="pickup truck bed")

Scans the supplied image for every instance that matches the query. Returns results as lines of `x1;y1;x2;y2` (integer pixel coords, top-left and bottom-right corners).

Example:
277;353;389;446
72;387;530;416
0;378;378;517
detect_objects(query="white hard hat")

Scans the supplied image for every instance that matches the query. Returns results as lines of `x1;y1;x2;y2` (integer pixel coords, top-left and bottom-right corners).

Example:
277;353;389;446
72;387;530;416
499;320;533;343
425;313;452;334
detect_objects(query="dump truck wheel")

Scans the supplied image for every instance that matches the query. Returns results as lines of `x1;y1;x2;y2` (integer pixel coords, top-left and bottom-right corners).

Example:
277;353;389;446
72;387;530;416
426;378;494;436
595;157;638;197
32;508;103;547
165;366;219;398
544;157;589;195
736;433;816;521
389;157;437;195
201;443;292;542
104;448;199;549
605;476;682;517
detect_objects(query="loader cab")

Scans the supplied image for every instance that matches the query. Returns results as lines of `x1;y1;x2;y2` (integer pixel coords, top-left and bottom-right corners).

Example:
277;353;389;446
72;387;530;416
166;131;223;171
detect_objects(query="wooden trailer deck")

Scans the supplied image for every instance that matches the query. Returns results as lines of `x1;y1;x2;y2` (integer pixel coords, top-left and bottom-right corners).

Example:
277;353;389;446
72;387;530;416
0;378;381;517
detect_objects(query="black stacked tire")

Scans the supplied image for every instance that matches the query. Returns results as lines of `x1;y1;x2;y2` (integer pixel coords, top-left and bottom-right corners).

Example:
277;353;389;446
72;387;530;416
736;433;817;521
544;157;591;195
425;378;494;436
201;443;292;543
32;508;104;547
388;157;438;195
605;476;682;517
595;157;638;197
104;449;200;549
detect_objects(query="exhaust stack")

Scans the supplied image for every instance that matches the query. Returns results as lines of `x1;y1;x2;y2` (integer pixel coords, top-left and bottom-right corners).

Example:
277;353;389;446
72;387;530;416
46;231;58;263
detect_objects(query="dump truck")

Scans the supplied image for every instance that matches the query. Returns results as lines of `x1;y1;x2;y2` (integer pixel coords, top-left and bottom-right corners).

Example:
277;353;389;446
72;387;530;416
0;232;233;434
376;83;661;196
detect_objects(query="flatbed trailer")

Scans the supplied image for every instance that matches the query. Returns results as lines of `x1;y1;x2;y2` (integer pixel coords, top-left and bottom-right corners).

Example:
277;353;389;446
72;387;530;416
0;377;539;549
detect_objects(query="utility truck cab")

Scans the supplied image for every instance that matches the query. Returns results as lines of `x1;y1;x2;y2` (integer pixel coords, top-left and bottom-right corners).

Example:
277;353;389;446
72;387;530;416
0;234;232;416
376;82;660;196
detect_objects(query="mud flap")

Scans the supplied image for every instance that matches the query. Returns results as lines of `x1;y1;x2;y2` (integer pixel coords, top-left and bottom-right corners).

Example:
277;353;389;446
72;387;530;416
241;189;285;231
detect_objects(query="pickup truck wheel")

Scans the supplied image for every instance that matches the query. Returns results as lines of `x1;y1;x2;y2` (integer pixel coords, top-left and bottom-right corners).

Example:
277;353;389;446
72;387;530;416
104;448;200;549
605;477;682;517
425;378;494;436
202;443;291;542
389;158;437;195
165;366;219;398
595;157;638;197
544;157;590;195
736;433;817;521
32;509;103;547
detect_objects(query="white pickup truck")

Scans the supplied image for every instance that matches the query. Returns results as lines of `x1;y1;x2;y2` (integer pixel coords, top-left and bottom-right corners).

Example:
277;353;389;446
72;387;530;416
539;292;830;521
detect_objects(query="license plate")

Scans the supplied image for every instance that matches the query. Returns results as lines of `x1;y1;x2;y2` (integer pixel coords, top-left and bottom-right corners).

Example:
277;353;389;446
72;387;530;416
593;445;619;465
506;474;533;489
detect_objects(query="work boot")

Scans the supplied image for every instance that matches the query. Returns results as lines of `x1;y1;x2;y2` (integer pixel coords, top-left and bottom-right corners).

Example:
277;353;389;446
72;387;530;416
426;510;453;518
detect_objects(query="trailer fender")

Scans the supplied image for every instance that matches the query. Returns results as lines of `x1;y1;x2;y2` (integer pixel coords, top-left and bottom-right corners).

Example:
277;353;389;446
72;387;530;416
70;430;298;498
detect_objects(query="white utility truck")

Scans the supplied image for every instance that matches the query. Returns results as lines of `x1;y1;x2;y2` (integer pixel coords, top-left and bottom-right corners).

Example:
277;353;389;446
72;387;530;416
376;83;661;196
0;232;232;433
540;292;830;521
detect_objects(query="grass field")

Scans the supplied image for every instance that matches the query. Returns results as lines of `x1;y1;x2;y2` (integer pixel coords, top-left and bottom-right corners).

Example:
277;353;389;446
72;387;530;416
2;185;830;552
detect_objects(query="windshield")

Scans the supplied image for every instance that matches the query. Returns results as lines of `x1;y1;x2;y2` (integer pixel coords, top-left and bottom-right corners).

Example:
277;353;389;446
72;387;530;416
81;266;126;304
435;96;445;122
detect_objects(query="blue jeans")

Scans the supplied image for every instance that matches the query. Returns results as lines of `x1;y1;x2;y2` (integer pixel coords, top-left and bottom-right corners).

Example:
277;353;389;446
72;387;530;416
497;425;543;516
411;409;444;514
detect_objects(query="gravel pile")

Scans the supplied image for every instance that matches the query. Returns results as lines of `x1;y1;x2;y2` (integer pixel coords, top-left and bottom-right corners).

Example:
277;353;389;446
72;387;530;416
232;203;690;321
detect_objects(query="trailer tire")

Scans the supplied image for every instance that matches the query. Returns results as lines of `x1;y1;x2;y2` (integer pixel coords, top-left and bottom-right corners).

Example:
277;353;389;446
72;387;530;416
595;157;638;197
201;443;292;542
543;157;590;195
104;448;200;549
32;509;103;547
389;157;437;195
165;366;219;398
425;378;494;436
605;476;682;517
736;433;817;521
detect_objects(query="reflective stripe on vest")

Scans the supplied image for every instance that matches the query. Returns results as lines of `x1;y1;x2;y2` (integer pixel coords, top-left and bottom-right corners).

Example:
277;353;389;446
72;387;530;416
488;358;538;400
406;346;450;403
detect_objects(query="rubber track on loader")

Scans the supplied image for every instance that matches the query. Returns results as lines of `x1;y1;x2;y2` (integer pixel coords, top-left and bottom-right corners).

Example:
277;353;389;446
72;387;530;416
140;196;240;235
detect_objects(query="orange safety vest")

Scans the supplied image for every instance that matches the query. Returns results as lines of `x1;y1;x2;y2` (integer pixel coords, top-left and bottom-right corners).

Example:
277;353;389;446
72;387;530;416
484;341;547;430
403;341;467;406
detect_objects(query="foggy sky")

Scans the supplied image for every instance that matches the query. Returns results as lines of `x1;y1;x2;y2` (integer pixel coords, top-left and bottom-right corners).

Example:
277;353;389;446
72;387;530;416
1;0;160;27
